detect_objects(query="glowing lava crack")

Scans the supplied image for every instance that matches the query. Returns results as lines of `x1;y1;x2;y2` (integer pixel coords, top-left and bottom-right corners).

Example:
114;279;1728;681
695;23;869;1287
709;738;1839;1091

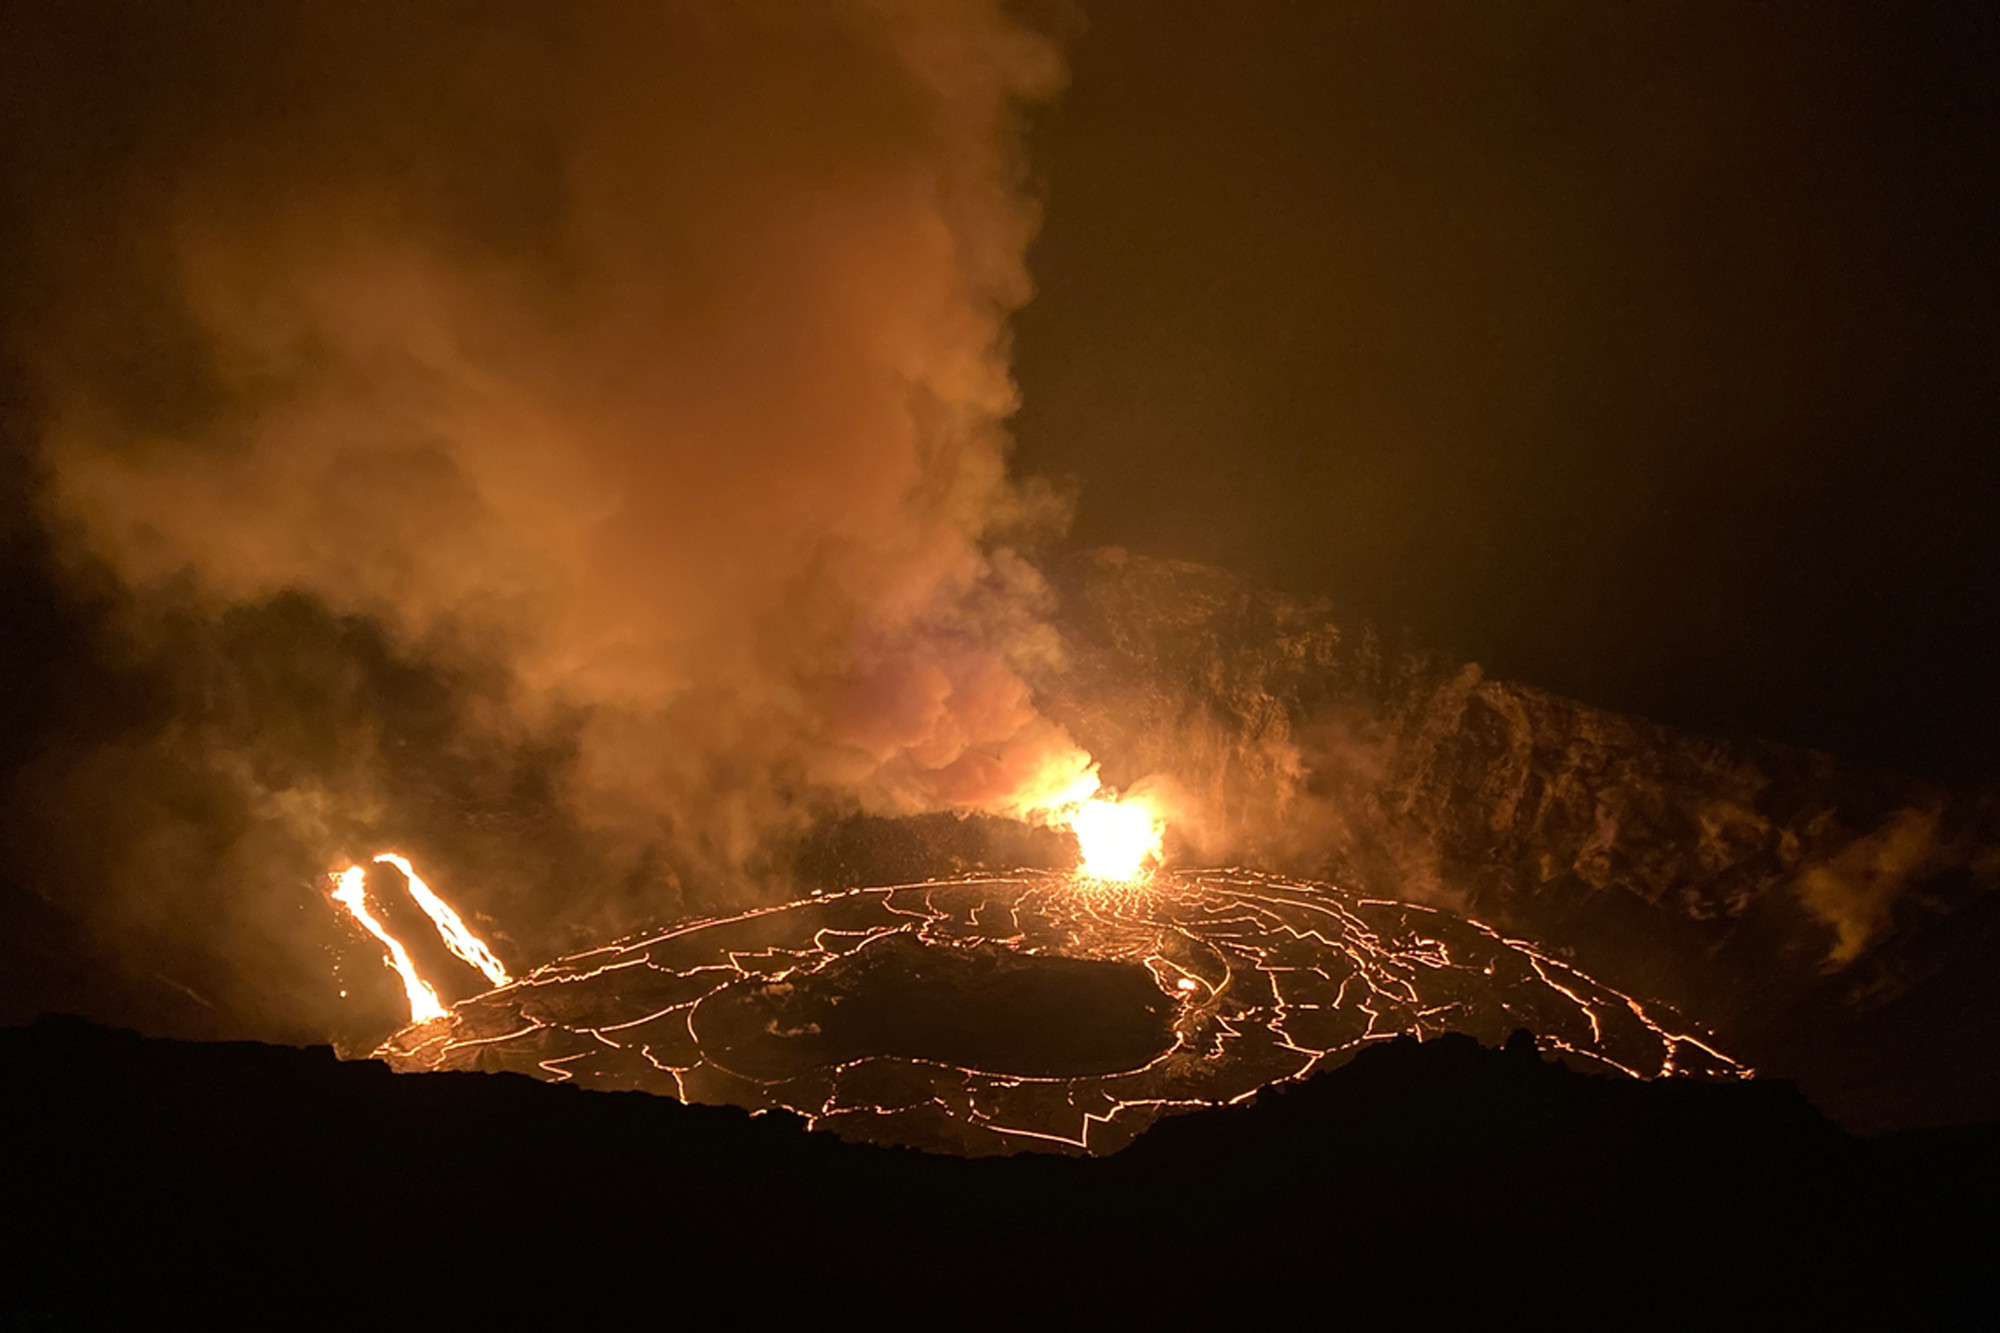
377;871;1747;1157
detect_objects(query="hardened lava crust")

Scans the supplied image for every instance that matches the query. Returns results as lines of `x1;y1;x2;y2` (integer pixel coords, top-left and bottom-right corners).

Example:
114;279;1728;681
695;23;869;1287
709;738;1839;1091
379;870;1746;1156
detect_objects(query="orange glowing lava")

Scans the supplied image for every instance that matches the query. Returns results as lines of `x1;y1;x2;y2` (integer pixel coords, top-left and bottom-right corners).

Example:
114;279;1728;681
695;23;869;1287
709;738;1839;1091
330;865;447;1024
327;853;509;1025
372;852;511;987
1070;795;1164;882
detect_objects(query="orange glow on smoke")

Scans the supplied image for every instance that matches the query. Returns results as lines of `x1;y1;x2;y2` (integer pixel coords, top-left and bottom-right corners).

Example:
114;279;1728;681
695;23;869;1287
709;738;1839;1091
328;853;509;1024
1069;795;1164;882
330;865;447;1024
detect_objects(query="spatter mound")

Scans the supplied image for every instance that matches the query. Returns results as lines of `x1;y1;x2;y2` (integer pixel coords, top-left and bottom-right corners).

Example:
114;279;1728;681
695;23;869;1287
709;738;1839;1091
379;871;1746;1155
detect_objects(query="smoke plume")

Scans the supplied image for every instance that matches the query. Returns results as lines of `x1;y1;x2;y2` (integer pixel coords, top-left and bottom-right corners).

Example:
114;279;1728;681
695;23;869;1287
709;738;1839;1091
0;2;1088;1037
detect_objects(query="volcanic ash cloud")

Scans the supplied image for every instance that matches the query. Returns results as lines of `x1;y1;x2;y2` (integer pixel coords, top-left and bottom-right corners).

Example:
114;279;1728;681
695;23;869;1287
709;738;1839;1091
2;1;1089;1014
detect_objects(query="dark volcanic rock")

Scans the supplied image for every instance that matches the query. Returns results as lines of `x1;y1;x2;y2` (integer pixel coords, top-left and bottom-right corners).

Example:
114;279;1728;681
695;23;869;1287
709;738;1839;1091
689;934;1176;1081
1042;550;2000;1131
3;1016;1992;1323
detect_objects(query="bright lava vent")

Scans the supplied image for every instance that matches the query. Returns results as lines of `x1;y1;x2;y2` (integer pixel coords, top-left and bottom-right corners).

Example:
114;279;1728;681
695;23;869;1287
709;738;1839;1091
1070;797;1165;881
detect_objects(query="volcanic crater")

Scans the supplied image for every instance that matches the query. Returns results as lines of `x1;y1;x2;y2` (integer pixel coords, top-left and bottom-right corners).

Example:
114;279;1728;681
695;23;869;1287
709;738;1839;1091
380;868;1745;1156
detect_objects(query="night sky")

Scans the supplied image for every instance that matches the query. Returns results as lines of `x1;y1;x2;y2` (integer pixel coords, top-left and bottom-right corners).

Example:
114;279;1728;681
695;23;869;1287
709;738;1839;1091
1013;0;2000;786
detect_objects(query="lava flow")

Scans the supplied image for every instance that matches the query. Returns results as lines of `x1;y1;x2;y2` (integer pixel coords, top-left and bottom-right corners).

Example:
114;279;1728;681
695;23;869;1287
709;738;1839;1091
329;866;447;1024
370;853;511;987
328;854;509;1024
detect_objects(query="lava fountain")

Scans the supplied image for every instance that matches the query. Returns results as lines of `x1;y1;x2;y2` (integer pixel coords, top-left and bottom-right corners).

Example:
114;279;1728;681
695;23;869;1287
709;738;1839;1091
1068;795;1165;882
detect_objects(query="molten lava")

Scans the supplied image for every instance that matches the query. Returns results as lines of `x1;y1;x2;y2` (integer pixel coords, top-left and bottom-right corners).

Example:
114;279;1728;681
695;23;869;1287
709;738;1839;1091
329;866;447;1024
1070;796;1164;882
372;853;511;987
327;853;509;1024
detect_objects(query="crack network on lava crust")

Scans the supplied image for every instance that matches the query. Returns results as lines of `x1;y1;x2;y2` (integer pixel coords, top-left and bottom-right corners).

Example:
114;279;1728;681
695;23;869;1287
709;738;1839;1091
372;869;1748;1158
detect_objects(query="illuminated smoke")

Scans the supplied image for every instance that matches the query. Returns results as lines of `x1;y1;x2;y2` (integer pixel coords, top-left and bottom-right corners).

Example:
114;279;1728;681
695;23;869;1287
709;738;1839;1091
1792;807;1941;965
0;1;1092;1025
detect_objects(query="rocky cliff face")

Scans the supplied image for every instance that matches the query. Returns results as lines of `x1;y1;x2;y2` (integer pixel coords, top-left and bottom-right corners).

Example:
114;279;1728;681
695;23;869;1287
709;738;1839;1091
1041;549;2000;1130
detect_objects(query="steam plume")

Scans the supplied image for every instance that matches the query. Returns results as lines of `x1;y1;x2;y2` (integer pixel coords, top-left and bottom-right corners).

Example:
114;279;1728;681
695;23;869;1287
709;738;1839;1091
0;1;1084;1035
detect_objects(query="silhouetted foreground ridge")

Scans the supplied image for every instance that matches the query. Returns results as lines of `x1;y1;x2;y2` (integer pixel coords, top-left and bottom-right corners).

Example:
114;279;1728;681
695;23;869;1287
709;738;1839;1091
3;1016;1992;1322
